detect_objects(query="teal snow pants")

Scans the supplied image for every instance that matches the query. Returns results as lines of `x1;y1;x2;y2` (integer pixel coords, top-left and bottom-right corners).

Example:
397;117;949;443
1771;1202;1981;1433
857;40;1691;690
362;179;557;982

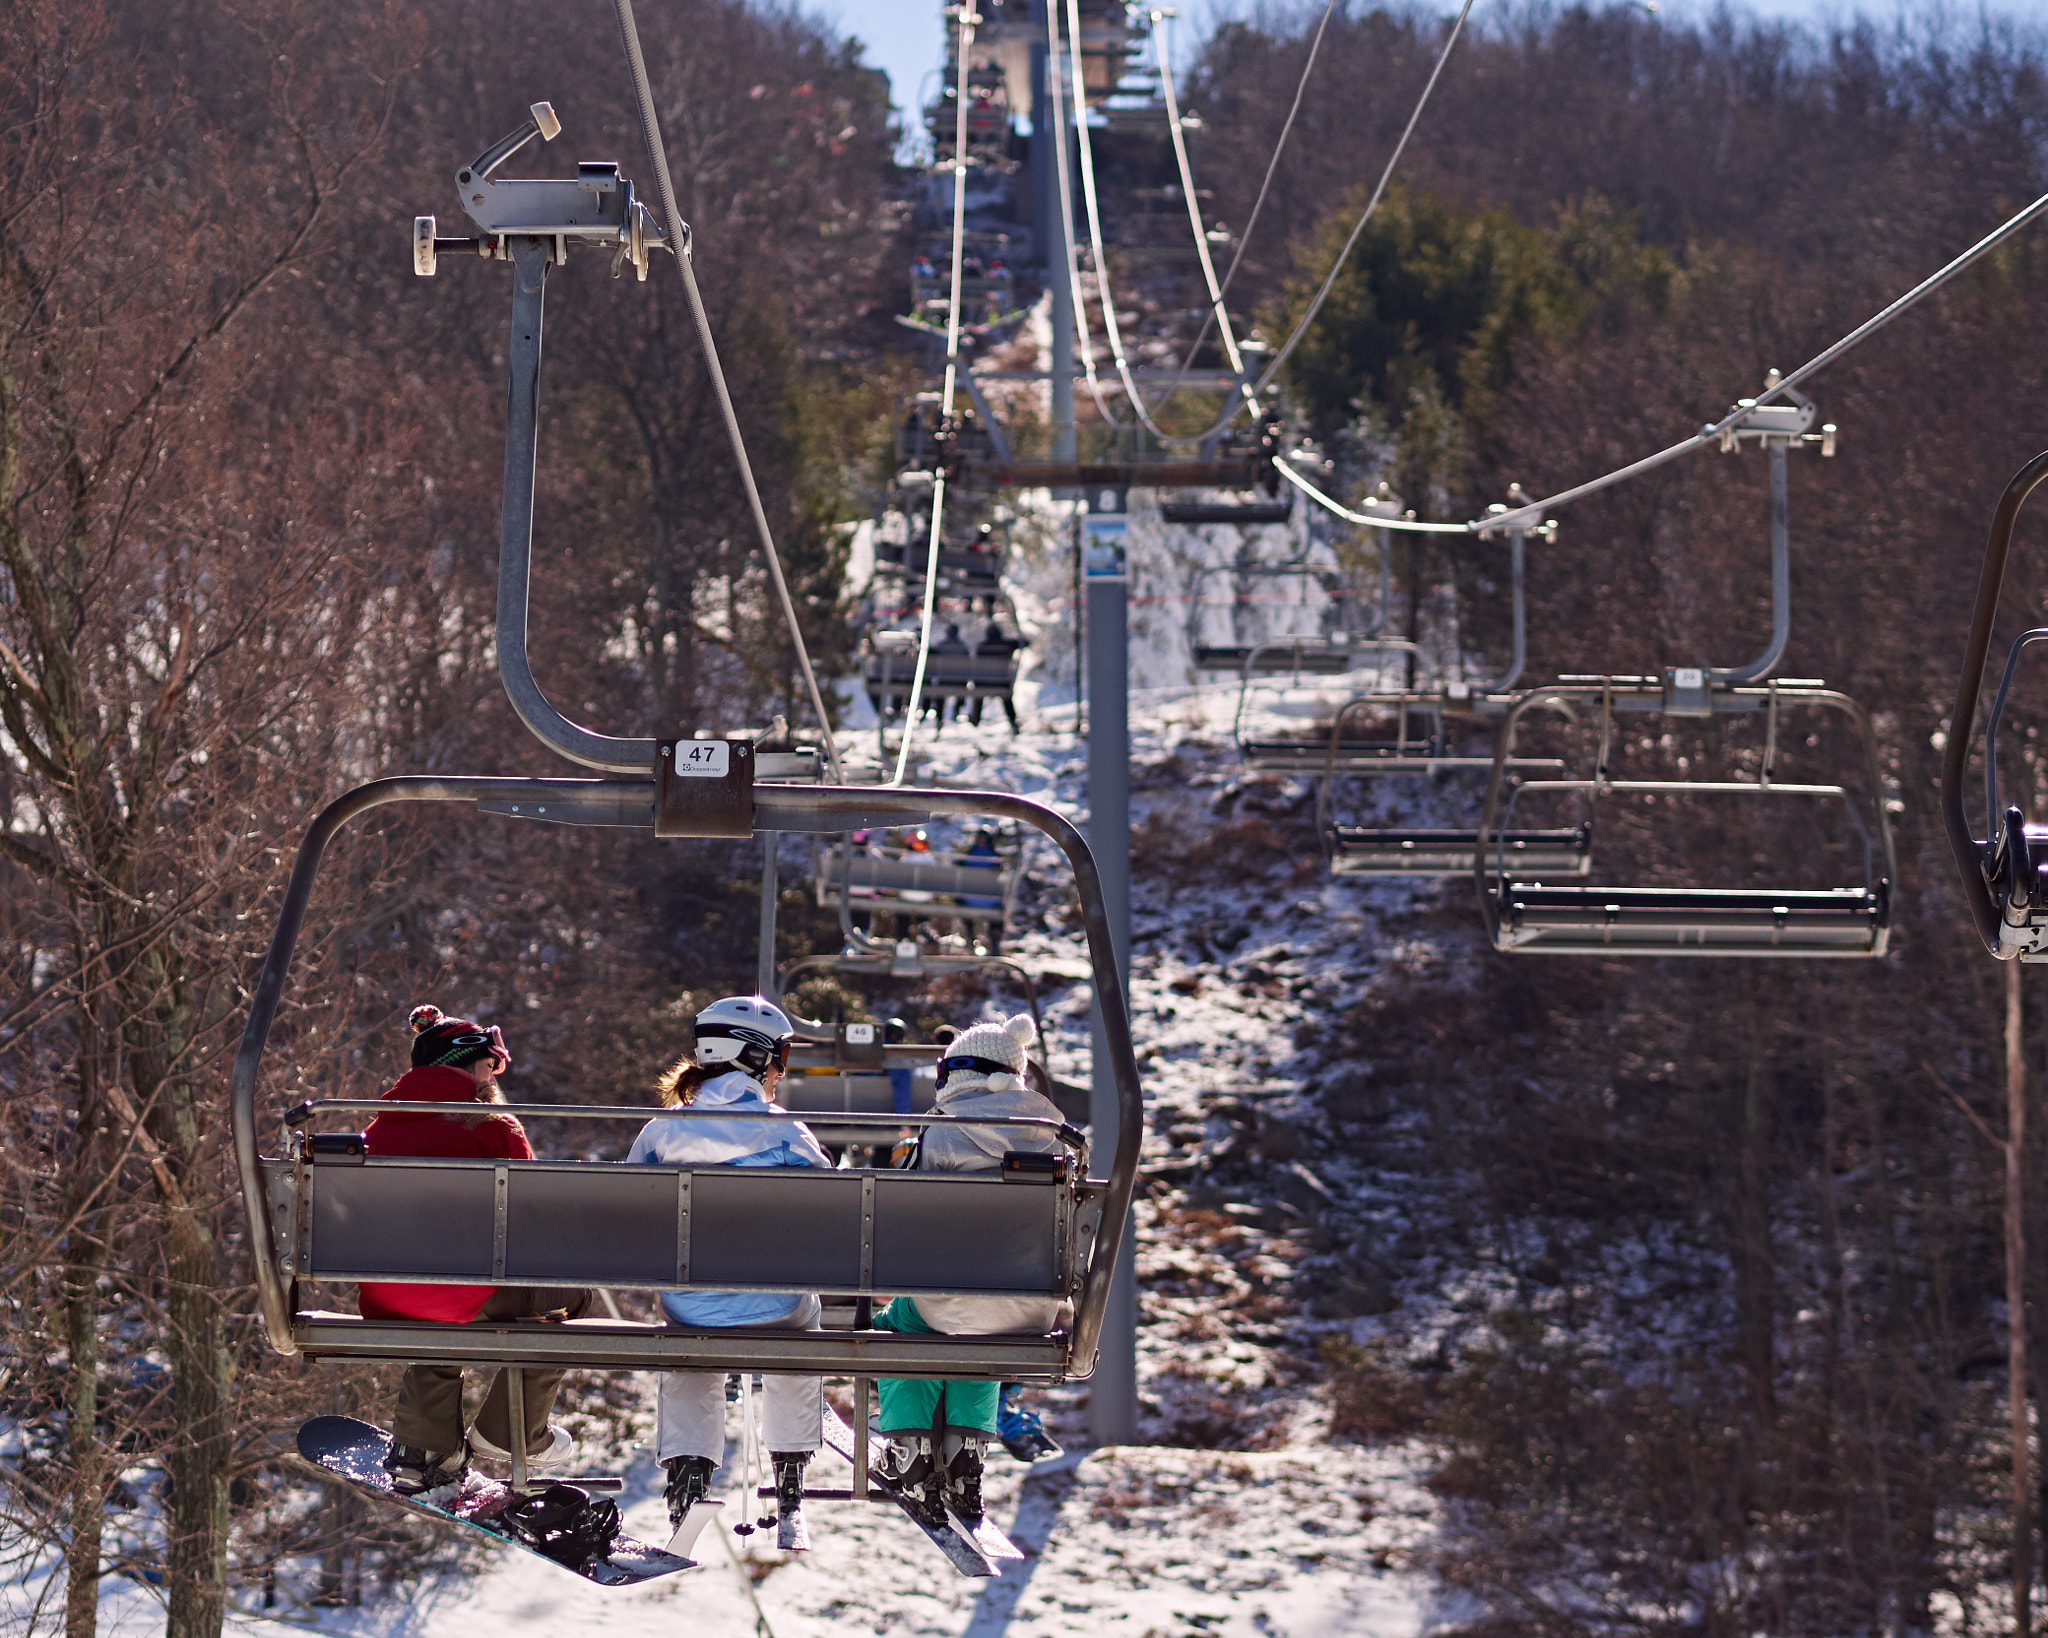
872;1297;999;1435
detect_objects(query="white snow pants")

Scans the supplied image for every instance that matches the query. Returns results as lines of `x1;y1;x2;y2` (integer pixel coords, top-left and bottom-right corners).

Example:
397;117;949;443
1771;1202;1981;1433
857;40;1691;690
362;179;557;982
655;1295;824;1463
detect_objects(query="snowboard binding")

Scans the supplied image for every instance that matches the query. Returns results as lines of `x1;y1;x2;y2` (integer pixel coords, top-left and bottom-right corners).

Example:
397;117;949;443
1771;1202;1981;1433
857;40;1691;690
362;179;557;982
501;1483;622;1568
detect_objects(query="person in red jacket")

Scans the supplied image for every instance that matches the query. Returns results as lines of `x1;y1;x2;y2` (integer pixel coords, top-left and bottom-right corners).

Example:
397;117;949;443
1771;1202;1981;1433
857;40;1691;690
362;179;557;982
366;1005;592;1493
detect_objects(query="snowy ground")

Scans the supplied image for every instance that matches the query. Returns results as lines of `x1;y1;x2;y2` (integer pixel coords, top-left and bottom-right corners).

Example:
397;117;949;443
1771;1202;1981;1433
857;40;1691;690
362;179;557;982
49;511;1491;1636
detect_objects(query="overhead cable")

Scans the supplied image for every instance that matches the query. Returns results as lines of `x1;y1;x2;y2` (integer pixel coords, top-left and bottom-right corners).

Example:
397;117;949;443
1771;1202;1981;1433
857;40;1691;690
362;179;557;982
891;1;980;785
1159;0;1338;399
1044;0;1129;429
1242;0;1478;408
1273;458;1474;532
612;0;843;780
1154;11;1247;381
1146;0;1478;452
1064;0;1180;440
1477;186;2048;534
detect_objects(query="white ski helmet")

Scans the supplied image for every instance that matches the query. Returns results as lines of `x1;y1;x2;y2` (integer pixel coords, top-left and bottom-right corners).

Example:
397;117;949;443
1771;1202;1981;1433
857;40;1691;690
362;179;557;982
693;995;796;1075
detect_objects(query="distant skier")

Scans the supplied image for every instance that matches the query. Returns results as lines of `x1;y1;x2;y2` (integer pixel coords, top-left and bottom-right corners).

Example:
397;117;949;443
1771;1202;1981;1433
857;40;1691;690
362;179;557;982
873;1014;1066;1523
364;1006;591;1494
629;996;831;1544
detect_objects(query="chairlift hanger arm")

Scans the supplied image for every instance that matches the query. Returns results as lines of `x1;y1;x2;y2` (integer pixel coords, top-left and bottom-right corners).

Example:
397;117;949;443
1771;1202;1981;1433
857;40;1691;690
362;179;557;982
232;778;1143;1372
1941;448;2048;954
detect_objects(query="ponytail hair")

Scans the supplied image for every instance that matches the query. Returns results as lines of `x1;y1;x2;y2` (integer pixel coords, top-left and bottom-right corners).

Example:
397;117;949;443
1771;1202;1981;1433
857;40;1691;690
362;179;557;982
656;1054;720;1108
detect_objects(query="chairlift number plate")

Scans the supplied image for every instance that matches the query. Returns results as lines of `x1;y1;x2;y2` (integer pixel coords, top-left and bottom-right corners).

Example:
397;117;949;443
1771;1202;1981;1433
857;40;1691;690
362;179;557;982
670;742;730;778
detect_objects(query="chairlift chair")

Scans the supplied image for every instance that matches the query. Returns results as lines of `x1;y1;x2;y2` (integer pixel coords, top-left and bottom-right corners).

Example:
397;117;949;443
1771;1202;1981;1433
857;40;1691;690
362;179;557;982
232;105;1142;1413
813;826;1025;931
861;621;1024;727
1942;448;2048;959
1309;692;1590;876
1475;676;1895;957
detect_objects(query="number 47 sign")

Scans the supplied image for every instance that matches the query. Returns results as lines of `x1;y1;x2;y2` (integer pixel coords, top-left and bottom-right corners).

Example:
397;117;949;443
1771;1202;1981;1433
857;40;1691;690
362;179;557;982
669;741;731;778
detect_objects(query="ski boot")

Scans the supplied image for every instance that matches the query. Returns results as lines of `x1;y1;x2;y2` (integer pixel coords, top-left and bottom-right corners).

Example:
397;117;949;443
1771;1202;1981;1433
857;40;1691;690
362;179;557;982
941;1433;986;1524
877;1433;947;1528
384;1439;468;1496
771;1451;811;1518
662;1454;716;1532
467;1421;577;1473
997;1383;1060;1462
770;1450;813;1551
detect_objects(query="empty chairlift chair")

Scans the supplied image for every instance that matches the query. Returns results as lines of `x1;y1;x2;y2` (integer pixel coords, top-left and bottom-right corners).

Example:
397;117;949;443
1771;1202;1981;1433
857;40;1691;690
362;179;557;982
1310;691;1590;877
1201;636;1421;773
1475;675;1895;957
1303;512;1586;876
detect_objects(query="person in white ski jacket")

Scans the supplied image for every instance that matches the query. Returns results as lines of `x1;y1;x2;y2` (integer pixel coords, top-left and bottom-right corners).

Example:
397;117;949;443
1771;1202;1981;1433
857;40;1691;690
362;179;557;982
626;996;830;1539
873;1012;1066;1525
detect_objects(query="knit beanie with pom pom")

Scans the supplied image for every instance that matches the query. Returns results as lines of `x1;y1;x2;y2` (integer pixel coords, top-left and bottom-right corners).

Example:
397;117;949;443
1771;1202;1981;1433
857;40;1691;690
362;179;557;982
936;1012;1035;1093
407;1004;510;1072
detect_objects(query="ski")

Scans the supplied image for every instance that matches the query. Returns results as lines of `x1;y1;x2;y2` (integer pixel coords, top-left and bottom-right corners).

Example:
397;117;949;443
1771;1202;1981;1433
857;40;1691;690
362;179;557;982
296;1416;696;1587
776;1506;811;1553
948;1504;1024;1563
663;1499;722;1560
818;1407;995;1577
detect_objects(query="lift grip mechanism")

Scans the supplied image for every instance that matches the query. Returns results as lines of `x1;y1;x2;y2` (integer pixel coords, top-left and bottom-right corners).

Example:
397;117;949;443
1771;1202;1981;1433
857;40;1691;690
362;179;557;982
411;100;676;281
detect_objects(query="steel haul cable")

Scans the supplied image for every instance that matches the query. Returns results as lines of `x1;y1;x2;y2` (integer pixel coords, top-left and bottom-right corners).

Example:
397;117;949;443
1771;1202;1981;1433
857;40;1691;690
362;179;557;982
891;0;980;785
1063;3;1260;448
1475;187;2048;533
1046;0;1127;428
1157;0;1338;404
1064;0;1191;442
1077;0;1475;452
613;0;843;779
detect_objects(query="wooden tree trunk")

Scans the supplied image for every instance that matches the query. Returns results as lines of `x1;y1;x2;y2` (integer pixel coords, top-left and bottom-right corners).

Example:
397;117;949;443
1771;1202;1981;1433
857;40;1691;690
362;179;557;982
161;1200;230;1638
62;959;111;1638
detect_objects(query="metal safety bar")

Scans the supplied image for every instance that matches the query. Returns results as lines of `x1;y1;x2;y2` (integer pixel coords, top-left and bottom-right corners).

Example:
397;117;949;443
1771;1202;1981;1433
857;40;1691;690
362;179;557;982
1224;637;1422;756
284;1099;1084;1146
230;779;1144;1379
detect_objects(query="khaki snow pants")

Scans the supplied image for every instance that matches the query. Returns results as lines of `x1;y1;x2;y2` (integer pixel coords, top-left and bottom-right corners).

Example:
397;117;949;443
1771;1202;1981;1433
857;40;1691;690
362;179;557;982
390;1284;592;1457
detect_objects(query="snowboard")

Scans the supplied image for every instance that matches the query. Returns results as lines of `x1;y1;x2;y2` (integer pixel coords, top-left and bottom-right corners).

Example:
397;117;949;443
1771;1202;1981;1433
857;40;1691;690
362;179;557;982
819;1406;1016;1576
296;1416;696;1587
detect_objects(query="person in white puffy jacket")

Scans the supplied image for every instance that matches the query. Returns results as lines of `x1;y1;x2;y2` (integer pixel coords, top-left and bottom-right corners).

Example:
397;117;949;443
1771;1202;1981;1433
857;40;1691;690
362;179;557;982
872;1013;1065;1524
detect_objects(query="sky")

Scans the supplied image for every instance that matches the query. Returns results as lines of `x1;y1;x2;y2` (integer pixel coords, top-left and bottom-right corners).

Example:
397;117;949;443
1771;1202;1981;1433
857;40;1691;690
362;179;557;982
812;0;2048;140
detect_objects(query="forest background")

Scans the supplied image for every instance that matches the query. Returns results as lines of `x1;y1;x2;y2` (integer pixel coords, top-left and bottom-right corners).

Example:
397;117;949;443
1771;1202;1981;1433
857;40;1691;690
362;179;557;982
8;0;2048;1633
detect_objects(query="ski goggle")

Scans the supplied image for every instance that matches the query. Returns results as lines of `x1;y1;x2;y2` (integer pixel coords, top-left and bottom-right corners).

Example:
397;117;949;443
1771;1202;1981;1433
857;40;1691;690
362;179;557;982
700;1023;792;1073
936;1053;1014;1089
434;1025;510;1074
